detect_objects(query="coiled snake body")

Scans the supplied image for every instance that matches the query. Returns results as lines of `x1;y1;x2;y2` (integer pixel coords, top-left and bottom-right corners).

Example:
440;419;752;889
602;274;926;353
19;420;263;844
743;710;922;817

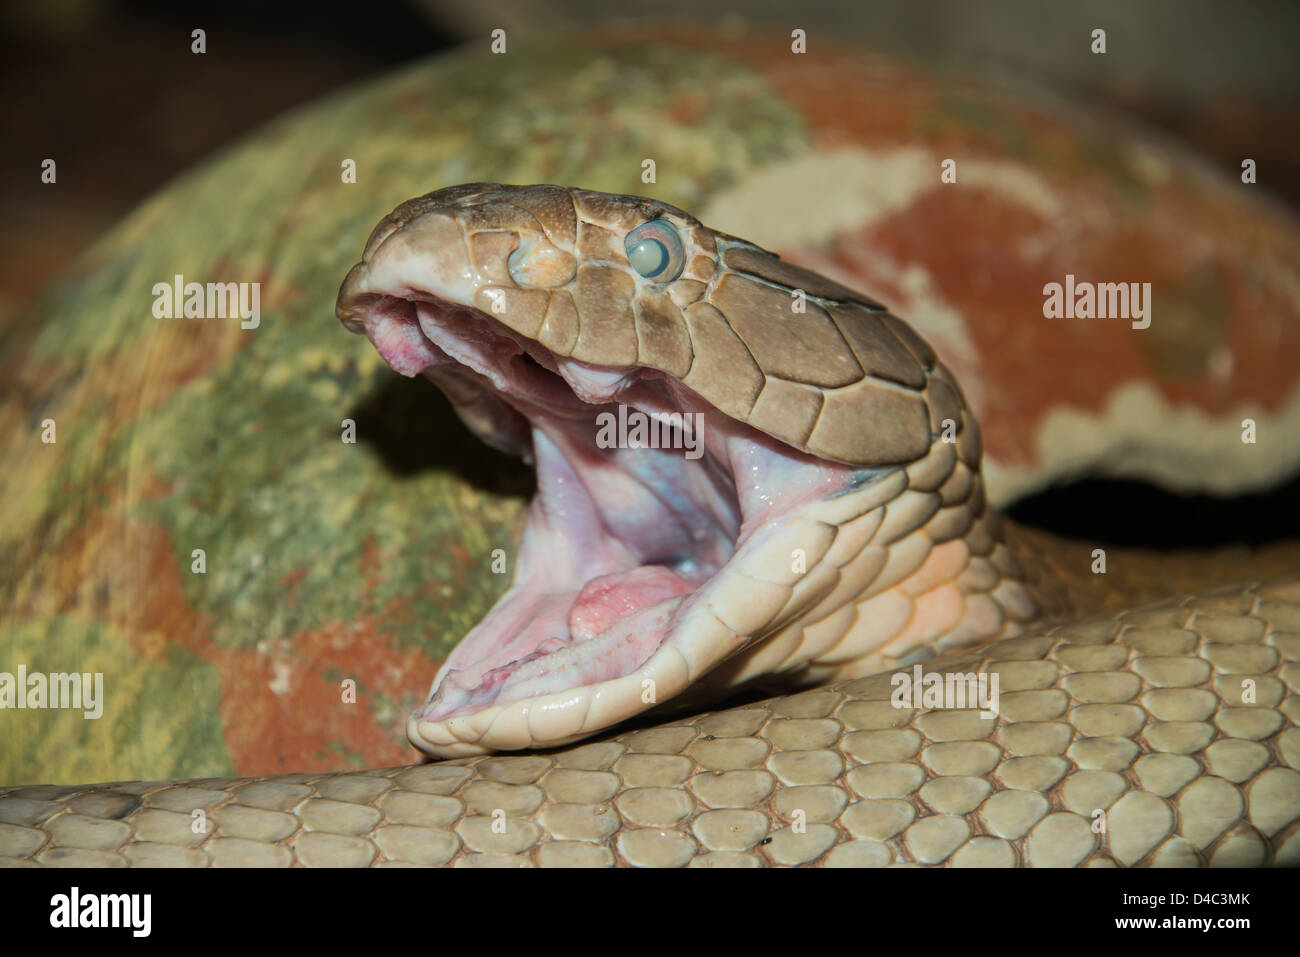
2;185;1298;867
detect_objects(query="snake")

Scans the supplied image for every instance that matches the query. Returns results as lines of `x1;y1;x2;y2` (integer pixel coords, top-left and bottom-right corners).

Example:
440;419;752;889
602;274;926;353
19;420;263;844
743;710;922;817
2;183;1298;867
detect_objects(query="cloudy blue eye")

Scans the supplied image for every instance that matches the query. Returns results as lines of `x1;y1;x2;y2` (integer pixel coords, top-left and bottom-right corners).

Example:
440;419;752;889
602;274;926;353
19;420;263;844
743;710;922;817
625;220;685;281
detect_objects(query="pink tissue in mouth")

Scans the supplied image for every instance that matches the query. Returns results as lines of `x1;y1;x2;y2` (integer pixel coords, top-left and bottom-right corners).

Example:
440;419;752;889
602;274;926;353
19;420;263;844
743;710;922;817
567;565;698;642
367;305;439;376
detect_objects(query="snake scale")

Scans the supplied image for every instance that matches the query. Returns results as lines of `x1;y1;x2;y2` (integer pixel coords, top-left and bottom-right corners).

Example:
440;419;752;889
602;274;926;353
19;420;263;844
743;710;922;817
2;184;1298;867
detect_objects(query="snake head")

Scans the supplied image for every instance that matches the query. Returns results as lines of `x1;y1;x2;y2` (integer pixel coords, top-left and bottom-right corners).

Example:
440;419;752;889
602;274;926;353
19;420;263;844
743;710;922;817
337;184;981;757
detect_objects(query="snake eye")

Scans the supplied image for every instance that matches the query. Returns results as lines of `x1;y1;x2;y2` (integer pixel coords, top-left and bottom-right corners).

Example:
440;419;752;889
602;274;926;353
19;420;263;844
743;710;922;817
625;219;685;281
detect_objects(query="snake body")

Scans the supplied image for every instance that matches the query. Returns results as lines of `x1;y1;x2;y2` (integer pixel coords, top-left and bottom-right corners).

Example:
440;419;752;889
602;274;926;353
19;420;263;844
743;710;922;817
2;185;1298;867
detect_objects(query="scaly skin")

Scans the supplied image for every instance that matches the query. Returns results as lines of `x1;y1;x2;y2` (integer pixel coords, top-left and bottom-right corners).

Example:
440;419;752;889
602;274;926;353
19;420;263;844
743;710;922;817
1;186;1297;866
1;574;1297;867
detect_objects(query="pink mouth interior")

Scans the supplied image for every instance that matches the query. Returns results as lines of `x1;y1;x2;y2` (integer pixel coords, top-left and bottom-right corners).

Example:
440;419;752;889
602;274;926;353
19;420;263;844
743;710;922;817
352;292;863;724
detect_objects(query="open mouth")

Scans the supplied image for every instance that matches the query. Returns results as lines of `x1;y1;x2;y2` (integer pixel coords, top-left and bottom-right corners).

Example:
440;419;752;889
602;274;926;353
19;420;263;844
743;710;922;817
341;276;873;755
374;290;744;712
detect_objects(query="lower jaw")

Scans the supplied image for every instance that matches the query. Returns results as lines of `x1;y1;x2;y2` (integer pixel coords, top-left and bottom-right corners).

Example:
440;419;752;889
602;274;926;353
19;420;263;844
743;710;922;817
404;465;876;756
417;576;698;724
